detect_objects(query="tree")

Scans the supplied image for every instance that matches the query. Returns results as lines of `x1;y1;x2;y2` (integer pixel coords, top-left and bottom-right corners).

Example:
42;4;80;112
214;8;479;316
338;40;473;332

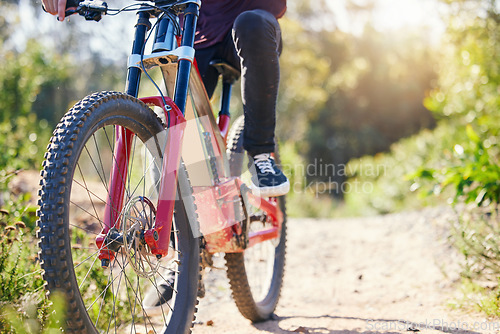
278;10;437;197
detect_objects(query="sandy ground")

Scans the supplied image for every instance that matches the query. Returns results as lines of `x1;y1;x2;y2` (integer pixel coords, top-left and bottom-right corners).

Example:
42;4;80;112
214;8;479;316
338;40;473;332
192;208;498;334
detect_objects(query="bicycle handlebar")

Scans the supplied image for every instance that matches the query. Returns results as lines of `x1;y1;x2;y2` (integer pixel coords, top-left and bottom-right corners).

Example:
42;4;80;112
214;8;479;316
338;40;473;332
61;0;188;22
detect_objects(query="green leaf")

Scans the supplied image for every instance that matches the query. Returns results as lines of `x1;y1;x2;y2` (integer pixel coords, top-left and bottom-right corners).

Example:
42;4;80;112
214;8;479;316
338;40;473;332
466;124;481;143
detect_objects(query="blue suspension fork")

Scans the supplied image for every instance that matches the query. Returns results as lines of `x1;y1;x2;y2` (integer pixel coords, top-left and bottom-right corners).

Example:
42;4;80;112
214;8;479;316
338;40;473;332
98;4;200;263
153;3;200;255
126;10;151;97
125;3;199;111
173;3;199;115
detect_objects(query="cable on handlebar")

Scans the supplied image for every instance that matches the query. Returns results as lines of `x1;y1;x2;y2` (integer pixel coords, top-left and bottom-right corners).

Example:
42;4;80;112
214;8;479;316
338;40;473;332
63;0;182;22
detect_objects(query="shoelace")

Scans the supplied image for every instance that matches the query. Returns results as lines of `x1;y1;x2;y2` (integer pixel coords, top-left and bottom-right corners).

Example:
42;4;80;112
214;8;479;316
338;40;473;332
253;153;276;174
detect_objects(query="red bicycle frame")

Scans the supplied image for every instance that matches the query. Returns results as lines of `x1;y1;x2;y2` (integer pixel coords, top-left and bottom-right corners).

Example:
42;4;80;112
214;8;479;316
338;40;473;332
95;3;284;263
96;94;283;261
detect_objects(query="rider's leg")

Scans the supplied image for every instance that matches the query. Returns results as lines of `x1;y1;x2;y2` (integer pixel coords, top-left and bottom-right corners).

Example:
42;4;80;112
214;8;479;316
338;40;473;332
232;9;281;157
195;10;289;197
232;9;289;197
196;9;282;155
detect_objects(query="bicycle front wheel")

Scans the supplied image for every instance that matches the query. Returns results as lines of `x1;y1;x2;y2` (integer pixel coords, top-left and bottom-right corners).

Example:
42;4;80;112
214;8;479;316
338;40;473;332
37;91;200;333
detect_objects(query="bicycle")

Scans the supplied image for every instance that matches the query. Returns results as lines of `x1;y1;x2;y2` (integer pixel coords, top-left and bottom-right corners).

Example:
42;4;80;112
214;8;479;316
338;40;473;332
37;0;287;333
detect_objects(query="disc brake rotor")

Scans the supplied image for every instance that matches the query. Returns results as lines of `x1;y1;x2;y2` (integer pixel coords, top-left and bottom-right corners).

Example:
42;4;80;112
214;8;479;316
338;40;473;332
122;196;160;278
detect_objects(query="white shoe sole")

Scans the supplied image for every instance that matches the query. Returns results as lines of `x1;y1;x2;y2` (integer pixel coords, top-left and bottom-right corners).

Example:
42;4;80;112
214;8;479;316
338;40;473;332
250;180;290;198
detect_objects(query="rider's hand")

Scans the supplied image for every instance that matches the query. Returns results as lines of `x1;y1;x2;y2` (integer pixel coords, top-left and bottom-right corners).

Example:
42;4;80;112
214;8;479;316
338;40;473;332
42;0;68;21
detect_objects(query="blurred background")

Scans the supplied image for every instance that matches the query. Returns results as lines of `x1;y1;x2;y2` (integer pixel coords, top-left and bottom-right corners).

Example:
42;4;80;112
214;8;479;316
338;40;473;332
0;0;498;218
1;0;500;329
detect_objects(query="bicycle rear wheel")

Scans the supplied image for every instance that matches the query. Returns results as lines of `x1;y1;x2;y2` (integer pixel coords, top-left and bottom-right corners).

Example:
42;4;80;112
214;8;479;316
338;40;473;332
37;91;200;333
225;115;287;322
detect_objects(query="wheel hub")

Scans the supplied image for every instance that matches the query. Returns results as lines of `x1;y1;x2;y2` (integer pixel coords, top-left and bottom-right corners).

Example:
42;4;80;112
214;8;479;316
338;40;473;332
121;196;160;278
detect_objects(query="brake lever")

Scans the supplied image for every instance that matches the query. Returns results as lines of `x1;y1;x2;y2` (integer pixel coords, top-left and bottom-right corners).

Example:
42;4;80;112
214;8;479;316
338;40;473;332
60;0;108;22
79;0;108;21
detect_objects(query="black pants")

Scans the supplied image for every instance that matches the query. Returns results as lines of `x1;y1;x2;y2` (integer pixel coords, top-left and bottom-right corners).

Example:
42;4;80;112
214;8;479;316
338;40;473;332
195;9;282;156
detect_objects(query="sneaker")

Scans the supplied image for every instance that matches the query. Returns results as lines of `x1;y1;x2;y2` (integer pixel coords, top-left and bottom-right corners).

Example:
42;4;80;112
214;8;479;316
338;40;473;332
143;269;206;317
143;268;176;317
249;153;290;197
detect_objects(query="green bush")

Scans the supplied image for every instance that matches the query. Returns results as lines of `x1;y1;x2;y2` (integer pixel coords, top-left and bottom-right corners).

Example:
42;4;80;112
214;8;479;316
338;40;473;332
343;122;462;215
0;174;47;333
0;42;71;170
446;204;500;318
415;1;500;206
1;291;67;333
415;125;500;206
345;1;499;215
0;30;73;332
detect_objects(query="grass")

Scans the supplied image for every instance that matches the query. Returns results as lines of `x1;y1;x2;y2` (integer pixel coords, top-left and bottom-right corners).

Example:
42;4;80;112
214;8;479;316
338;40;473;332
0;209;46;332
449;278;500;318
0;169;68;333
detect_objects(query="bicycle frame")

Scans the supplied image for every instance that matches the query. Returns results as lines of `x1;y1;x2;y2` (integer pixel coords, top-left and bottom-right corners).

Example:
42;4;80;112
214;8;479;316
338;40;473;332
96;0;283;263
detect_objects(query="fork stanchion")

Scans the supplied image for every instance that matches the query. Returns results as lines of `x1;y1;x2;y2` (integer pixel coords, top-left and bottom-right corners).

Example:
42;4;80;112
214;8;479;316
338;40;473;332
173;3;199;114
125;9;151;97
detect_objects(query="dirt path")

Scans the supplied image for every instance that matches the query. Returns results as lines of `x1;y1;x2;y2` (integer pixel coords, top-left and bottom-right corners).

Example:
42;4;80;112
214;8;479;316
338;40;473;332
14;170;495;333
192;208;497;334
